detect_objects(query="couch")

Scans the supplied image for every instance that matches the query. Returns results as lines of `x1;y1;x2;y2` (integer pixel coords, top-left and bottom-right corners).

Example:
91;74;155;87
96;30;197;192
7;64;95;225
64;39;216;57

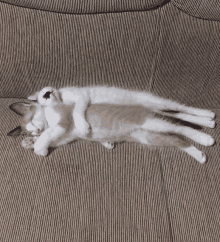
1;0;220;241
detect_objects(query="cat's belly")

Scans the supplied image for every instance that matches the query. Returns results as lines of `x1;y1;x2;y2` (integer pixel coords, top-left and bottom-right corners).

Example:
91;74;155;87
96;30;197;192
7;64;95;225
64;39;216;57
87;127;131;142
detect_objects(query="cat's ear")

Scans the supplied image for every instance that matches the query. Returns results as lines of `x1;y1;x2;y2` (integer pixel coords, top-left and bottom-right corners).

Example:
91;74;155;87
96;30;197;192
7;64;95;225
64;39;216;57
7;126;23;136
9;102;32;116
28;92;39;101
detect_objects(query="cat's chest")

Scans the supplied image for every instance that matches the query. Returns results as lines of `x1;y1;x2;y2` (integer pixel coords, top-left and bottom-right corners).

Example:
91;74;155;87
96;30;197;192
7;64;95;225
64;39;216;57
44;107;62;127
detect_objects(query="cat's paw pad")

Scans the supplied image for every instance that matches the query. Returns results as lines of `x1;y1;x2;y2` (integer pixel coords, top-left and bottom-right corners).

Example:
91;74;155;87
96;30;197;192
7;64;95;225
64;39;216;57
22;137;35;149
34;148;48;157
102;142;114;149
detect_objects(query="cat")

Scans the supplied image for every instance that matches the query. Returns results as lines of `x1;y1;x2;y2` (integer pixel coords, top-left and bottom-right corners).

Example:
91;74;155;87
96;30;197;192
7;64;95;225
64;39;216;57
28;86;215;137
7;99;215;163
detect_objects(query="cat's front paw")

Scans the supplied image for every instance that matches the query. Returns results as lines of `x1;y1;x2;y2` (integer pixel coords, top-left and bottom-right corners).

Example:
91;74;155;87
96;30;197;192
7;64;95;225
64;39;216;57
102;142;114;149
22;137;37;149
76;121;90;136
34;147;48;156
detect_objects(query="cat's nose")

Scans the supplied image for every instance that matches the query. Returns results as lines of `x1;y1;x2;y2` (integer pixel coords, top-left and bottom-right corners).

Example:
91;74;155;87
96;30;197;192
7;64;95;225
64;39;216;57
43;91;52;99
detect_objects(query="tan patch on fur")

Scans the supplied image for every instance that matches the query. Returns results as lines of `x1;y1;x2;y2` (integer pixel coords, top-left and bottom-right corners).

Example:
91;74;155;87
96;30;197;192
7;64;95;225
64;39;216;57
56;105;74;131
147;132;191;148
21;104;36;127
86;104;155;128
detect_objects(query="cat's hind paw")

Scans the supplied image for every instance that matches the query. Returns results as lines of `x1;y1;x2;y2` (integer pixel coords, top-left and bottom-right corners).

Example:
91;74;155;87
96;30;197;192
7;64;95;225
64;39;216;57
181;146;207;164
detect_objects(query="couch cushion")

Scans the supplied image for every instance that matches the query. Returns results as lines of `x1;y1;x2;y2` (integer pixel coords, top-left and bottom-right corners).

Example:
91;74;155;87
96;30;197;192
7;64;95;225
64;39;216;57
150;2;220;109
2;98;220;241
0;2;161;98
171;0;220;21
1;108;173;241
0;0;165;14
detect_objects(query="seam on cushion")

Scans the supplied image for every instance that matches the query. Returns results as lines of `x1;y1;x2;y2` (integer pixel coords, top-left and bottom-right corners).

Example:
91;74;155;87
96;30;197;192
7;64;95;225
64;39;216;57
149;4;163;91
0;0;164;15
171;0;220;22
156;149;174;242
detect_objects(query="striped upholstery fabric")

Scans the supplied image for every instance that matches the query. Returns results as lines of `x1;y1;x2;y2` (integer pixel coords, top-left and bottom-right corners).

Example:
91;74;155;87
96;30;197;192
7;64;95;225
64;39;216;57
171;0;220;21
1;1;220;241
151;3;220;109
0;0;164;13
1;98;173;241
0;3;160;98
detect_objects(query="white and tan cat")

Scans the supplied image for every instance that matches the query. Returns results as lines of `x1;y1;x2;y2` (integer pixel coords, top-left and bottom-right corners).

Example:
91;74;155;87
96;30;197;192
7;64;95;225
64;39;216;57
8;93;215;163
28;86;215;136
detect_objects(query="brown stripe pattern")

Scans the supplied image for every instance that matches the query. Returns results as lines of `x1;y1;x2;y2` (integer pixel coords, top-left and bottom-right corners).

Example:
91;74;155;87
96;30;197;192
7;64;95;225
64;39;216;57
172;0;220;21
1;1;220;241
0;2;160;98
1;0;164;14
150;3;220;109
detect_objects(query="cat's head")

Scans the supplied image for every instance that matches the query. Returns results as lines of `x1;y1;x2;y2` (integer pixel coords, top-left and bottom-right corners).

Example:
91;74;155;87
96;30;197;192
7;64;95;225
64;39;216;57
28;86;62;106
7;102;47;137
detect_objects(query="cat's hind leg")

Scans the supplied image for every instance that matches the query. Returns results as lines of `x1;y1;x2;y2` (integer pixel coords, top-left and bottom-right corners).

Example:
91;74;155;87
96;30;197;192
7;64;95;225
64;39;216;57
155;111;215;128
173;113;215;128
141;118;215;146
130;130;207;163
180;146;206;164
137;92;215;119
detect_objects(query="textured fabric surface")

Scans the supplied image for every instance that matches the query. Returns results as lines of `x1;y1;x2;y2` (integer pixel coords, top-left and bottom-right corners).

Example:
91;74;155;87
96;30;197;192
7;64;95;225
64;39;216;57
150;3;220;109
0;2;161;98
171;0;220;21
2;97;220;241
1;1;220;241
0;0;165;14
1;99;172;241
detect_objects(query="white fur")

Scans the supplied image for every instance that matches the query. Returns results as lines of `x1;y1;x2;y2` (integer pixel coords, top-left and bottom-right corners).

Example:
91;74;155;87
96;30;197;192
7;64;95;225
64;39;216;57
25;86;216;162
28;86;215;136
181;146;206;164
44;106;61;127
141;118;215;146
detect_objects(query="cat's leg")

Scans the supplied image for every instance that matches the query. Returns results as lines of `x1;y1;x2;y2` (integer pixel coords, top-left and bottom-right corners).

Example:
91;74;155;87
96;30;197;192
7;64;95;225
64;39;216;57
101;142;114;149
92;87;214;118
172;113;215;128
130;130;206;163
34;126;66;156
155;110;215;128
180;146;206;164
22;136;38;149
136;92;215;118
141;118;215;146
73;94;90;136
